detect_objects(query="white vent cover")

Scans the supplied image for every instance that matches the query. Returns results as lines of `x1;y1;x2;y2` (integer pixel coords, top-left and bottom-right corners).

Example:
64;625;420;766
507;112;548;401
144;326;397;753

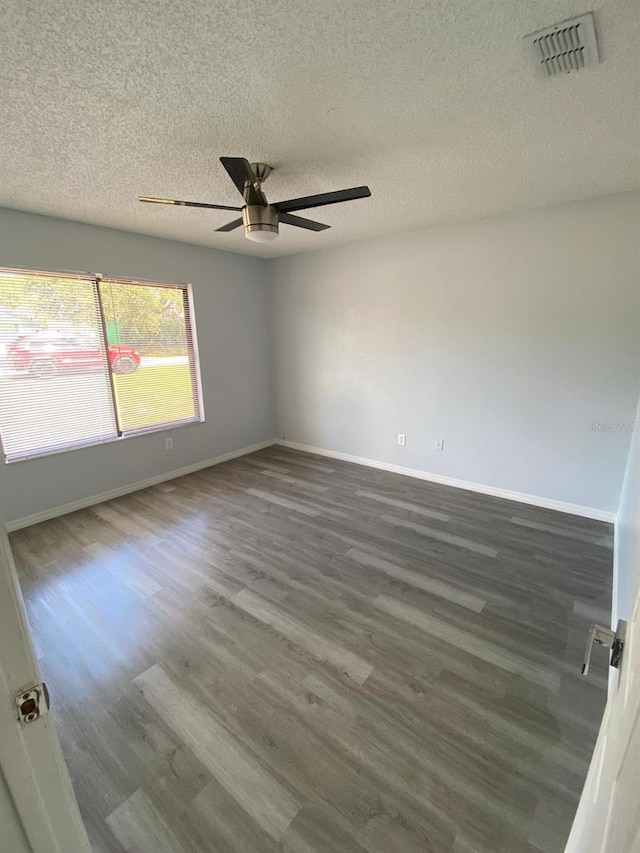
524;13;600;77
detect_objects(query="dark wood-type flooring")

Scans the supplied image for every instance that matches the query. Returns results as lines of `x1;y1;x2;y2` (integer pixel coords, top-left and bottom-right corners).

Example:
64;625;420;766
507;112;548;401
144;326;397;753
11;446;612;853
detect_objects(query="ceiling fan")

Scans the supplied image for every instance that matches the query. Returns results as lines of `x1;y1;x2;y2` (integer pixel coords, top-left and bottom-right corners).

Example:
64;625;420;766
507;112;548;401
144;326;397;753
139;157;371;243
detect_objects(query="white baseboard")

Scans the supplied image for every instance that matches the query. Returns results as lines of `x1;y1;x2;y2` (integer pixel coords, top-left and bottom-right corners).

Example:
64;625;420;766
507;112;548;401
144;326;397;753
7;436;615;531
5;439;276;532
276;440;615;523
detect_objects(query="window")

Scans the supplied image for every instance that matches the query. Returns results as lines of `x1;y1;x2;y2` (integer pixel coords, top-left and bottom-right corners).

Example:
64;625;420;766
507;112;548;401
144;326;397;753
0;268;203;462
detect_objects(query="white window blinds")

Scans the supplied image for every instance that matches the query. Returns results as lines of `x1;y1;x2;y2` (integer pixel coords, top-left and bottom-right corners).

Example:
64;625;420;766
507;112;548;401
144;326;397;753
0;269;117;461
0;268;202;462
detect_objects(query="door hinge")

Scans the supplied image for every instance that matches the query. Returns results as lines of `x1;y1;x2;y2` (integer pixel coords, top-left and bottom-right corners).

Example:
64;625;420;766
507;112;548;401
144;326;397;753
15;682;50;725
582;619;627;677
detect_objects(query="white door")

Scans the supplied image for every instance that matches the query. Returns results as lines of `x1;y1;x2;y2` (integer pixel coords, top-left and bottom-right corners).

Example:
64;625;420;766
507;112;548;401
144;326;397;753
565;578;640;852
0;515;90;853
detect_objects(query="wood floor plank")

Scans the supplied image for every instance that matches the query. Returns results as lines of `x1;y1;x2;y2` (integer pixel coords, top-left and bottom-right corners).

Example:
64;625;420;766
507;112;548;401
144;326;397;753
260;468;330;492
133;663;302;840
230;587;375;685
509;516;605;545
346;547;486;612
189;780;284;853
106;788;195;853
356;488;451;521
382;515;500;557
282;801;372;853
374;594;562;692
246;487;321;516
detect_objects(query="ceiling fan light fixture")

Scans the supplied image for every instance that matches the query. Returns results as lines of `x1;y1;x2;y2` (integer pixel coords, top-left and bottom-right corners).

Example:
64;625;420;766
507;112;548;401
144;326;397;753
242;204;279;242
244;226;279;242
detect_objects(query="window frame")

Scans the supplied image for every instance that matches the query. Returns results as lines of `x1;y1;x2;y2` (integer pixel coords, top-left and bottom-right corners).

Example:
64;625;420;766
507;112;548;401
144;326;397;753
0;267;205;463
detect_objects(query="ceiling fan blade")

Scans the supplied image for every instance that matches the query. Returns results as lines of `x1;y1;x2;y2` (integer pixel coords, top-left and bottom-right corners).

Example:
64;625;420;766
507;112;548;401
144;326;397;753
274;186;371;214
215;217;243;232
279;212;330;232
139;196;241;211
219;157;264;205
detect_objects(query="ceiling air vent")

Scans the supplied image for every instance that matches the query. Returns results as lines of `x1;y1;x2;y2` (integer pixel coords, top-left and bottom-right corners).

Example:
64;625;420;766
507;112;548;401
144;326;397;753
524;12;599;77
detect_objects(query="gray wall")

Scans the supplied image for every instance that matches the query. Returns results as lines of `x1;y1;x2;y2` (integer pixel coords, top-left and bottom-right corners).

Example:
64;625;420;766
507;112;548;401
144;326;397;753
615;397;640;621
0;209;274;524
271;192;640;514
2;192;638;524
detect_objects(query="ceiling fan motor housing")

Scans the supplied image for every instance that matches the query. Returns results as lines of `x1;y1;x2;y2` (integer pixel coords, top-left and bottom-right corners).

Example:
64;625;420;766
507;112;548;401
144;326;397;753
243;204;279;242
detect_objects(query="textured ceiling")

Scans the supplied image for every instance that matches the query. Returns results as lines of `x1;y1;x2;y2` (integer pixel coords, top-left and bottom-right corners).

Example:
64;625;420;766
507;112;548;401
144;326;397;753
1;0;639;258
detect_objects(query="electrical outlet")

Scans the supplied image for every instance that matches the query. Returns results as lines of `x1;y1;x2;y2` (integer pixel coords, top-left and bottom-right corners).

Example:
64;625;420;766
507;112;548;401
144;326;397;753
397;434;406;447
165;437;173;450
435;439;444;451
